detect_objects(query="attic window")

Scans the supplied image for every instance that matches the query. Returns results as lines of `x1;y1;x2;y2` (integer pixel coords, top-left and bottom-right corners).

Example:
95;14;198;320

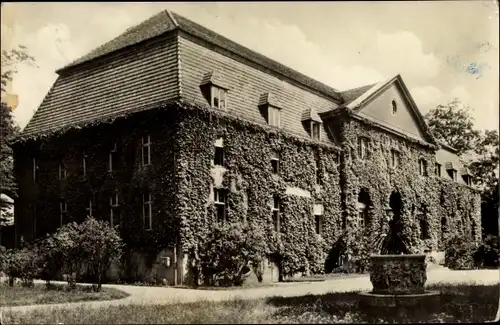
211;86;227;110
462;174;472;186
391;99;398;115
311;122;321;141
268;106;281;127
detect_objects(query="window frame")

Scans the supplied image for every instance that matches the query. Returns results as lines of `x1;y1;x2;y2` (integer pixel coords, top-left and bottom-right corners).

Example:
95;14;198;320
60;199;68;226
357;137;368;160
272;195;281;232
214;188;227;224
268;105;281;127
85;199;93;217
418;158;427;176
391;99;398;115
143;192;152;230
435;163;442;177
82;151;87;176
311;121;321;142
32;157;38;183
58;163;67;180
214;139;225;167
211;85;227;110
314;203;323;235
109;143;117;172
390;149;399;168
142;135;151;166
271;151;280;174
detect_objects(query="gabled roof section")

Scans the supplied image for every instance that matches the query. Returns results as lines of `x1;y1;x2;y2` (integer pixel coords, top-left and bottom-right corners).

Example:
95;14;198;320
258;92;283;109
200;71;230;90
338;74;438;146
301;107;322;123
56;10;342;102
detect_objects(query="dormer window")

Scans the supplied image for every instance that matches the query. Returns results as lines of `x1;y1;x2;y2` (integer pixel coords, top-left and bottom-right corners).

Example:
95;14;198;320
311;122;321;141
211;86;227;110
201;71;229;110
462;174;472;186
391;99;398;115
268;106;281;127
445;162;457;181
418;158;427;176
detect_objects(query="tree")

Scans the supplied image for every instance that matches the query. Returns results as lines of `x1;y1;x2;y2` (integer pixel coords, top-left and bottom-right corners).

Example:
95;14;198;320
1;45;36;225
424;98;481;156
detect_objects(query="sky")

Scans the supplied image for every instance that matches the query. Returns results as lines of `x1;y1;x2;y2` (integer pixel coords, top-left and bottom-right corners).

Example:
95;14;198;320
1;1;499;133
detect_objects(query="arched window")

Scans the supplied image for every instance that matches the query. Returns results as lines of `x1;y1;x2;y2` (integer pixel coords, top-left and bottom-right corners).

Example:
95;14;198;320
391;99;398;115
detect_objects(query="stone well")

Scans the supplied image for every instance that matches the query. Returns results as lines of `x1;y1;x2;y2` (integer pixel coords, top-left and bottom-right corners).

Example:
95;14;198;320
359;254;440;308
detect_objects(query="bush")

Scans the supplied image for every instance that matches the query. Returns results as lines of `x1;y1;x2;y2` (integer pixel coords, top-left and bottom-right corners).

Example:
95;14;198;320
0;245;6;274
4;246;40;287
473;235;499;268
445;235;476;270
197;222;267;286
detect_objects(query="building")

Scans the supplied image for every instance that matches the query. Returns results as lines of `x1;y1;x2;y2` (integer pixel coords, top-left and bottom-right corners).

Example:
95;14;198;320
12;10;480;285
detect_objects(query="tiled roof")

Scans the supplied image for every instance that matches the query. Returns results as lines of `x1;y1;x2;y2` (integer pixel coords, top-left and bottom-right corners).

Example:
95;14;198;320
57;10;342;102
340;84;376;106
258;92;283;109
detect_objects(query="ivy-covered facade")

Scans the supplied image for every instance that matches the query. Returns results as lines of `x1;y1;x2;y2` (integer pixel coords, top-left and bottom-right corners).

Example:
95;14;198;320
12;10;480;285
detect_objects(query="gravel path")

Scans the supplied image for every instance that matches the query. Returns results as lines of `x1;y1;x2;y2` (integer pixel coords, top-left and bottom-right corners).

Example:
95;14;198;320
1;268;498;315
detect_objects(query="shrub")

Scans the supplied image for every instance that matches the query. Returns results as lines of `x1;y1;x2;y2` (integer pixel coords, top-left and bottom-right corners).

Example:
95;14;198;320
36;234;66;286
198;222;267;286
4;246;40;287
445;235;476;270
473;235;499;268
0;245;6;274
74;217;124;291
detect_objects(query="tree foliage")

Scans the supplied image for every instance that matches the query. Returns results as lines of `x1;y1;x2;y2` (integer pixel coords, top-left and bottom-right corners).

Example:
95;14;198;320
1;45;36;223
424;98;481;156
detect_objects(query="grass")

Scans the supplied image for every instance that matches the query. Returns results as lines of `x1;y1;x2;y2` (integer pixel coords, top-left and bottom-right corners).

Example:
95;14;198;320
0;282;129;307
2;283;498;324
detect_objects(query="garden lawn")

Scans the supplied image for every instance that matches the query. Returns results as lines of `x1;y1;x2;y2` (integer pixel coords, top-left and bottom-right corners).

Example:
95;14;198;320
2;283;498;324
0;282;129;307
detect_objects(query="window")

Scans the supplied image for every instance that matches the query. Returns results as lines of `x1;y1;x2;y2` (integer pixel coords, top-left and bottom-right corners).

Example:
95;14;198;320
59;163;67;180
268;106;281;127
214;138;224;166
32;157;38;182
441;217;447;240
143;192;152;230
447;169;457;181
311;122;321;141
211;86;227;110
271;151;280;174
108;143;117;172
110;193;119;227
82;152;87;176
60;199;68;226
418;158;427;176
358;202;369;227
390;149;400;168
314;203;323;235
272;195;281;232
462;175;472;186
357;137;368;160
85;199;93;217
214;188;227;223
142;135;151;166
391;99;398;115
435;163;442;177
